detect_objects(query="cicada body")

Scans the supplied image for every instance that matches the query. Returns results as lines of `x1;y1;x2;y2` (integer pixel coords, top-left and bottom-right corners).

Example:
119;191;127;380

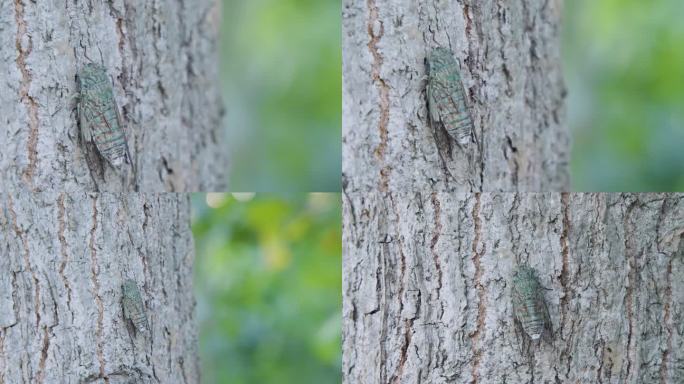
122;279;149;335
511;265;552;344
426;47;474;146
77;63;131;173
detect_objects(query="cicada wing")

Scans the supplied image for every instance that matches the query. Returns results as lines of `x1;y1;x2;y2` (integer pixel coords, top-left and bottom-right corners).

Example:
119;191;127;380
427;80;442;130
537;290;554;344
443;90;473;145
511;283;527;327
429;78;473;146
94;96;129;172
511;284;527;354
122;293;131;321
513;315;531;356
112;92;132;165
79;98;93;143
134;294;146;318
427;79;447;121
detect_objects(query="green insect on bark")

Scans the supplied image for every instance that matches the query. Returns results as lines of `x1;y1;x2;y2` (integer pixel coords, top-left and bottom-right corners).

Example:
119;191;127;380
122;279;149;335
426;47;474;146
77;63;131;174
511;265;553;347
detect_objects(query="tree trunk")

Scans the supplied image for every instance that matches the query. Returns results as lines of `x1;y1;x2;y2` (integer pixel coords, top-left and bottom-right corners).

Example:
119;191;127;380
342;0;568;193
342;192;683;383
0;193;198;383
1;0;225;192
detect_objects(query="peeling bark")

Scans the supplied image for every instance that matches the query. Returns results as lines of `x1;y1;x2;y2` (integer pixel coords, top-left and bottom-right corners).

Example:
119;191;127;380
342;192;684;383
342;0;569;192
0;0;226;192
0;193;198;383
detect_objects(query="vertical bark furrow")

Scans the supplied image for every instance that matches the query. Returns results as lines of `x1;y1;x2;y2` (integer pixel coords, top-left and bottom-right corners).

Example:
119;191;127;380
660;254;673;384
391;318;412;384
378;234;388;384
36;327;49;383
430;193;443;298
366;0;390;193
57;194;72;315
14;0;39;188
87;195;107;382
7;196;41;330
623;198;638;382
469;193;485;384
558;193;570;341
389;193;421;384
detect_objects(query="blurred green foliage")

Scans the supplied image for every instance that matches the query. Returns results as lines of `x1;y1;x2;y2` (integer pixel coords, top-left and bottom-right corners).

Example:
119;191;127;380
564;0;684;191
192;193;341;384
221;0;341;191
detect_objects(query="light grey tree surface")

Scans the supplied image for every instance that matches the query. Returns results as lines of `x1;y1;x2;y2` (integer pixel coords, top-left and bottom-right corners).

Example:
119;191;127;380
342;192;683;383
342;0;568;193
0;0;225;192
0;193;198;383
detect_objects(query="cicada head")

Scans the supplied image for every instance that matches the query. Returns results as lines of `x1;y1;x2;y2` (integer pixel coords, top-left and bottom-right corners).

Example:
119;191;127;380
122;279;138;297
512;265;539;289
77;63;110;94
426;47;457;75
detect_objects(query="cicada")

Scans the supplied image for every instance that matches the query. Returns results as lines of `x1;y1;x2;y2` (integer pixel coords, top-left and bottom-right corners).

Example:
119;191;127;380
77;63;131;174
511;265;553;351
426;47;474;146
122;279;149;335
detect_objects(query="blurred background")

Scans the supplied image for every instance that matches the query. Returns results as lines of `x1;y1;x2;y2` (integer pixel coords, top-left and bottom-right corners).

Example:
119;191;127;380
192;193;341;383
219;0;683;192
220;0;341;192
564;0;684;191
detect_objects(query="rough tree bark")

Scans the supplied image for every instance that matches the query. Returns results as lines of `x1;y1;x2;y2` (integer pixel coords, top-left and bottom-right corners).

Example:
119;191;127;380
0;193;198;383
342;0;568;193
342;192;683;383
0;0;225;192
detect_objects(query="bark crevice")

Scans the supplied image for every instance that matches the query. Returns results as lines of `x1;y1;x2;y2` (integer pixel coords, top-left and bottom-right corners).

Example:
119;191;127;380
57;194;73;313
36;326;50;383
366;0;390;192
87;196;107;382
430;193;443;299
469;193;485;384
623;198;639;382
559;192;570;334
660;254;673;384
14;0;39;187
8;196;42;329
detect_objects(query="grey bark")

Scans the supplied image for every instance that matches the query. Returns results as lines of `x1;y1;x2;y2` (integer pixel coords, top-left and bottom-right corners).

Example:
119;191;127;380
0;0;226;192
342;192;684;383
0;193;198;383
342;0;569;193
